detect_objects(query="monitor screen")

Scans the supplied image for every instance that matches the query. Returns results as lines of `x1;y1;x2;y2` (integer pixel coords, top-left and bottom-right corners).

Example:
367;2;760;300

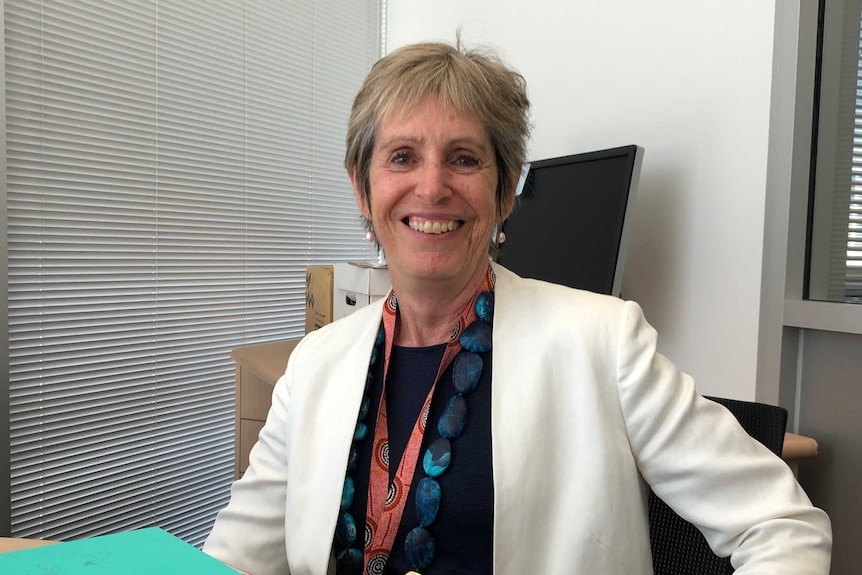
497;145;643;297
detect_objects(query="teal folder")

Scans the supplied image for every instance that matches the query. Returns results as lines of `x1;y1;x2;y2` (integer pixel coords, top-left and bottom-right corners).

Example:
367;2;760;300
0;527;239;574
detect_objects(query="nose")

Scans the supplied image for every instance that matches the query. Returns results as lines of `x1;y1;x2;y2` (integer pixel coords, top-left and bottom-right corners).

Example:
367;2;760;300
414;159;452;204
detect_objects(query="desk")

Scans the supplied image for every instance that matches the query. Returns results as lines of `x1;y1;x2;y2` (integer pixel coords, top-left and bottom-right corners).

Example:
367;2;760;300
783;432;819;477
0;532;247;573
0;538;58;553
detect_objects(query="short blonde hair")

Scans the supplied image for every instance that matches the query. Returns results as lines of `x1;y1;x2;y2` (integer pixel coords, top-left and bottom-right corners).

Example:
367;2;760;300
345;39;531;226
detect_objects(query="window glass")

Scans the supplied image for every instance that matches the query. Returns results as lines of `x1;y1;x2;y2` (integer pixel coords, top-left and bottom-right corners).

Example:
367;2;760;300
808;0;862;303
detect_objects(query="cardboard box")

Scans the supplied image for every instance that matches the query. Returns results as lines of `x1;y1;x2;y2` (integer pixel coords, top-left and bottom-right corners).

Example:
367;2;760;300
333;262;391;321
305;265;334;334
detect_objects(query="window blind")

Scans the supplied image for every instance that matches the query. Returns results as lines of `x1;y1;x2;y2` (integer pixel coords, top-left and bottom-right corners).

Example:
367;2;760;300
5;0;379;545
811;0;862;302
849;5;862;300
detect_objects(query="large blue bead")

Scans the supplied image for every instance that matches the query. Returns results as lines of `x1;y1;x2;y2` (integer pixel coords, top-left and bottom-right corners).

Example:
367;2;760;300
414;477;441;527
452;352;482;394
354;422;368;442
336;511;358;546
336;547;363;571
347;445;358;474
423;437;451;477
475;291;494;324
358;396;370;421
341;476;355;511
404;527;435;570
460;320;492;353
437;395;467;439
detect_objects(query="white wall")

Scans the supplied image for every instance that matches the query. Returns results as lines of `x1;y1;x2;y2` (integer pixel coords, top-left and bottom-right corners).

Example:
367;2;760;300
387;0;777;399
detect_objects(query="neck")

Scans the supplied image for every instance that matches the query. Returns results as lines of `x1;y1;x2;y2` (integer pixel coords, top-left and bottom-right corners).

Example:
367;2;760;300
390;264;489;347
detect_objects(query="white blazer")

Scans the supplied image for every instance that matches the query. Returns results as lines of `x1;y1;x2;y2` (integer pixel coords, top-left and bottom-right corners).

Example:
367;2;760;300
204;263;831;574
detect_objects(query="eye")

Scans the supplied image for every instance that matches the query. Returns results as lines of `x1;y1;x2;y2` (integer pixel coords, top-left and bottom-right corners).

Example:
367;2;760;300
453;153;480;168
389;150;412;167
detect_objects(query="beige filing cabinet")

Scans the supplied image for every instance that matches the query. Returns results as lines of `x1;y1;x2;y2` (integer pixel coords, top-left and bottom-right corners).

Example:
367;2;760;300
231;339;301;479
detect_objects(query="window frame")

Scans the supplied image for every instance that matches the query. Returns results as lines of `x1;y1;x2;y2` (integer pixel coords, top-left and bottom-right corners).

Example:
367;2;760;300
758;0;862;417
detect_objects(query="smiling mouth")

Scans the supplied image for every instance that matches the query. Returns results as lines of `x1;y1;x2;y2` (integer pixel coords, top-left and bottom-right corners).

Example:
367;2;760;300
406;217;462;235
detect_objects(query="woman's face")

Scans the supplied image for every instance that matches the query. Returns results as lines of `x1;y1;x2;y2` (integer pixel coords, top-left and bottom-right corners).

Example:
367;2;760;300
353;97;506;292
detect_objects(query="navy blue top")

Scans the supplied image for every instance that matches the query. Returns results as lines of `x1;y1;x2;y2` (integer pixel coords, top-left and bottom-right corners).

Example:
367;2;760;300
336;343;494;574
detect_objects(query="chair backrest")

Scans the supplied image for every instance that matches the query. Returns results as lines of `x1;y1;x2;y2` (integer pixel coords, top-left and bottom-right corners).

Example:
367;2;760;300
648;396;788;575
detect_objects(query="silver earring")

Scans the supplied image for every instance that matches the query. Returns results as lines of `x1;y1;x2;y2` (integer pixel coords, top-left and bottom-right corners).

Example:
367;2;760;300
365;230;376;243
495;230;506;244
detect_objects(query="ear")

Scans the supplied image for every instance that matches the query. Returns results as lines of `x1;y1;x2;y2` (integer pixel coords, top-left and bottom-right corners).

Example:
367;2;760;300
349;170;372;220
497;185;516;225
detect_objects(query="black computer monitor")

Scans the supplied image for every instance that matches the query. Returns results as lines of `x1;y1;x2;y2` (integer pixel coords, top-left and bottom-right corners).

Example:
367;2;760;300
497;145;644;297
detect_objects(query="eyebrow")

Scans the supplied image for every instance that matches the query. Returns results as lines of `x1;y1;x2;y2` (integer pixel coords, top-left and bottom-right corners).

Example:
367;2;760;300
375;135;492;154
375;135;424;149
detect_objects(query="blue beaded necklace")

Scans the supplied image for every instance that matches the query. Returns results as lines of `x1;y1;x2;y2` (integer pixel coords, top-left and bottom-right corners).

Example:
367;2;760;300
335;276;495;575
403;290;493;572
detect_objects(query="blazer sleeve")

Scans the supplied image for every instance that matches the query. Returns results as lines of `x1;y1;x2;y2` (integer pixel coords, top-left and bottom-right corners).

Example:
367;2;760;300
203;341;302;575
614;300;832;574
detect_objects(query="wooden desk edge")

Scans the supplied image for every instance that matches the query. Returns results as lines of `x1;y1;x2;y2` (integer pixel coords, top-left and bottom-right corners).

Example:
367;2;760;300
0;538;59;553
783;432;819;461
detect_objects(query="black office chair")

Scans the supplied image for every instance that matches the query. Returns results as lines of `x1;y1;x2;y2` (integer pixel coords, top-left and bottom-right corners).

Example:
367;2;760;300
648;396;788;575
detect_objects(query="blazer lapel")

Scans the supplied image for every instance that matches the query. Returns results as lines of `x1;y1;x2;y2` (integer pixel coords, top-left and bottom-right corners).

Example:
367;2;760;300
285;299;386;574
489;263;524;574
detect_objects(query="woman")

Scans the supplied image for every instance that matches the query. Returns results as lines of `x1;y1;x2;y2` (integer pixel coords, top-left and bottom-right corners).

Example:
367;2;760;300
204;41;831;574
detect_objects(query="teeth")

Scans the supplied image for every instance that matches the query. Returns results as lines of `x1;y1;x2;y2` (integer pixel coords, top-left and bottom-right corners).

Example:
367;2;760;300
408;218;461;235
